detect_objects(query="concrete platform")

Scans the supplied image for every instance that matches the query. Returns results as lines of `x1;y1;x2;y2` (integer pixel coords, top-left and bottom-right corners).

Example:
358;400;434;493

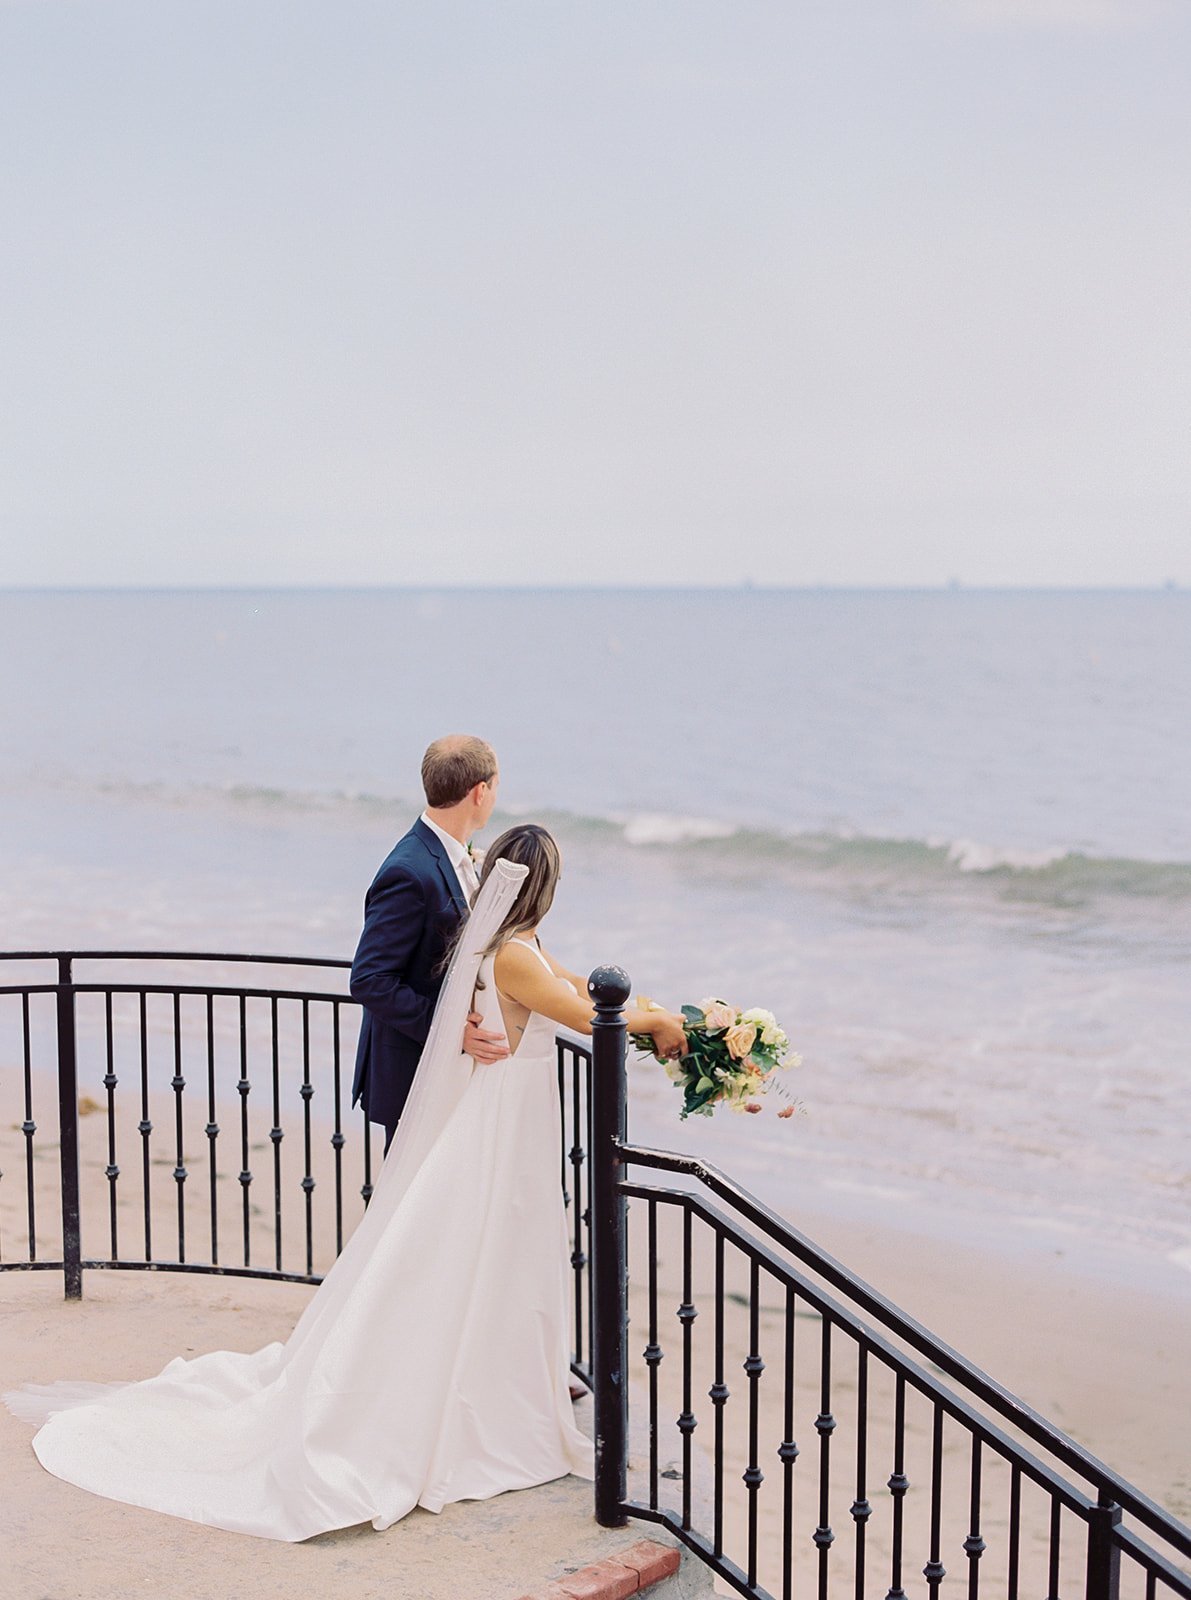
0;1271;713;1600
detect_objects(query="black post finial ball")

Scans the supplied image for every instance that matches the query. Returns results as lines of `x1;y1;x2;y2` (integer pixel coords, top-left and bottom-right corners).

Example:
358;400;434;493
588;964;632;1010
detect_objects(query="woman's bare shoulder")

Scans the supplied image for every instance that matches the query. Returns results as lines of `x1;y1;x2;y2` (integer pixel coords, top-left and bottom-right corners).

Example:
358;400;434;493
493;940;542;981
494;940;558;1008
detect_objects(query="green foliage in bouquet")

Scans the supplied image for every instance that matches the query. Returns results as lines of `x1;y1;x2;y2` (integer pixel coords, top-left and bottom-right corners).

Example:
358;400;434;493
631;999;800;1121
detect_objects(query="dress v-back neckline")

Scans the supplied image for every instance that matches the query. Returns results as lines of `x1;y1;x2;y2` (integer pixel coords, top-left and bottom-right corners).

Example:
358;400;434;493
492;939;570;1062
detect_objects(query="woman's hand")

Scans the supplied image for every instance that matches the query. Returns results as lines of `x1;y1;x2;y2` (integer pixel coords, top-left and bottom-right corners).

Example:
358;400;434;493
641;1011;687;1060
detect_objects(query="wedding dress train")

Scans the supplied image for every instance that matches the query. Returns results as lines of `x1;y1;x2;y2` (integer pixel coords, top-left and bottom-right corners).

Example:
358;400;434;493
4;860;593;1540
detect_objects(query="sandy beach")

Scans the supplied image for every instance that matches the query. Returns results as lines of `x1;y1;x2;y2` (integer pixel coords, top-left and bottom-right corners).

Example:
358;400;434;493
3;1103;1187;1598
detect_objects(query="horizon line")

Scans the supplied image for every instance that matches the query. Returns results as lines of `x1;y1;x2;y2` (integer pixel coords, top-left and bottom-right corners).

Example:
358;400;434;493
0;580;1185;596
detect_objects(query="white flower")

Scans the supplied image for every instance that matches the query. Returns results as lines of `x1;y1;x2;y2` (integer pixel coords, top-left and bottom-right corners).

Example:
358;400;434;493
761;1024;784;1047
741;1007;776;1029
698;996;727;1014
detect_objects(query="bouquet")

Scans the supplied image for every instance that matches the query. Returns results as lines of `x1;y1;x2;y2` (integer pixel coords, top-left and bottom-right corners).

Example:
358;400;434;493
631;997;802;1120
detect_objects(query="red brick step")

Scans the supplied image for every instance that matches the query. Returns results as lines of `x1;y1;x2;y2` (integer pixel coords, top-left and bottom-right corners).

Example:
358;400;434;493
514;1538;681;1600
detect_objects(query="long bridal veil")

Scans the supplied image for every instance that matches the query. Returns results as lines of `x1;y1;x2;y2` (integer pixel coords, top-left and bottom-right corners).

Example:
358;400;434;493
3;857;530;1431
369;854;529;1206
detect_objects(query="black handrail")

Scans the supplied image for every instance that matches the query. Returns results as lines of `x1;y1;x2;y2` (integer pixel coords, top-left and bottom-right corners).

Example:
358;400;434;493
588;980;1191;1600
4;947;1188;1599
0;951;352;967
619;1142;1189;1563
0;983;354;1003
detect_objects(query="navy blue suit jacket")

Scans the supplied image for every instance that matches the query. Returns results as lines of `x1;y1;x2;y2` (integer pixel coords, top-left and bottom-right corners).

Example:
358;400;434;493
349;818;469;1132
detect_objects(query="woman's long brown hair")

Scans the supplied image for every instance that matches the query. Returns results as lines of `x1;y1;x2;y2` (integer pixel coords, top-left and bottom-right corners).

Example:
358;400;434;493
439;823;561;978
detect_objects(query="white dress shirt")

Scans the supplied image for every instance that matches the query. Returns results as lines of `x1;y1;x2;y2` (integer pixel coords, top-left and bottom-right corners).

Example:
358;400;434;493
420;811;479;903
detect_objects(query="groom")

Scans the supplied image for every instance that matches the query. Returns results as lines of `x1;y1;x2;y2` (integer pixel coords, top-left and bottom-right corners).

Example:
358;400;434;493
350;735;510;1152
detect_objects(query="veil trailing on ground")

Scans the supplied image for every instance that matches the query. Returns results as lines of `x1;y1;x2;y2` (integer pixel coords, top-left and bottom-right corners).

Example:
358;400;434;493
3;856;531;1430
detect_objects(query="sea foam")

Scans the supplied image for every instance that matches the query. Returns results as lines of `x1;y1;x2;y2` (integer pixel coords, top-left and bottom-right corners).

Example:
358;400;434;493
621;813;739;847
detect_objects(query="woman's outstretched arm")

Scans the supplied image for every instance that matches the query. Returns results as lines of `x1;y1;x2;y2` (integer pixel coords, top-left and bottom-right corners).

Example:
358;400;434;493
493;942;688;1058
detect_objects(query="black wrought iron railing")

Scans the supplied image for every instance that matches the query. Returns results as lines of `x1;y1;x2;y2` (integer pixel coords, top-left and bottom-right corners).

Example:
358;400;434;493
586;966;1191;1600
0;949;595;1385
2;950;1188;1600
0;951;372;1293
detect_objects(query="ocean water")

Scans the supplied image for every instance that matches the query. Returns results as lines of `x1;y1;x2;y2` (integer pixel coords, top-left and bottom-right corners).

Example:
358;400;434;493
1;588;1189;1288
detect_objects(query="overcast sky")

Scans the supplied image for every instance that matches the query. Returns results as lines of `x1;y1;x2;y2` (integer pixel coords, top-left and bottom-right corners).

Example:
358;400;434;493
1;0;1188;587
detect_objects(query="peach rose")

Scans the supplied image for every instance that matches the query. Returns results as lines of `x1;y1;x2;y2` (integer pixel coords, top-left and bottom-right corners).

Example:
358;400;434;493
703;1002;735;1032
724;1022;757;1061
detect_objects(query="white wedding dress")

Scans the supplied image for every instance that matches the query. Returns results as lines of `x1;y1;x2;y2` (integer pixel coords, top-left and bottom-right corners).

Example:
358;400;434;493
4;860;593;1541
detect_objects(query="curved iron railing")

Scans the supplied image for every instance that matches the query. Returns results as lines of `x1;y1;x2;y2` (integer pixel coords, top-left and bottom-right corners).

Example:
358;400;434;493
585;969;1191;1600
1;950;366;1294
0;951;593;1352
3;949;1188;1599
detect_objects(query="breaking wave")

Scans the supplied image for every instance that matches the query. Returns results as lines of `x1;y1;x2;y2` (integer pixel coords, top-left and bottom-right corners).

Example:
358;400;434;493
38;775;1191;904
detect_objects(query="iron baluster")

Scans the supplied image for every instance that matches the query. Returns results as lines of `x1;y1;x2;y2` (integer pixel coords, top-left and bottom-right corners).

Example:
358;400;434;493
270;996;282;1272
709;1227;728;1556
571;1047;586;1368
237;994;252;1266
172;991;187;1263
361;1112;374;1208
1008;1463;1022;1600
814;1316;836;1600
103;991;119;1260
743;1255;765;1589
584;1048;594;1377
677;1202;698;1532
22;992;36;1259
56;955;82;1298
205;993;219;1266
779;1285;798;1600
852;1343;872;1600
924;1400;946;1594
301;999;315;1278
139;990;152;1261
964;1436;986;1600
886;1371;908;1600
1047;1494;1062;1600
557;1044;568;1207
331;1003;344;1255
644;1195;662;1511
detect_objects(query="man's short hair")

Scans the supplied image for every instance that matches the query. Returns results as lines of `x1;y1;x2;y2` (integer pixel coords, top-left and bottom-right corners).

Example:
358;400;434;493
421;736;498;809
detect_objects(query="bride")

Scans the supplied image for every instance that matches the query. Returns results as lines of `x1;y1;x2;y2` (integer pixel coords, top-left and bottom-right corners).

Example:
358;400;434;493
4;824;688;1542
